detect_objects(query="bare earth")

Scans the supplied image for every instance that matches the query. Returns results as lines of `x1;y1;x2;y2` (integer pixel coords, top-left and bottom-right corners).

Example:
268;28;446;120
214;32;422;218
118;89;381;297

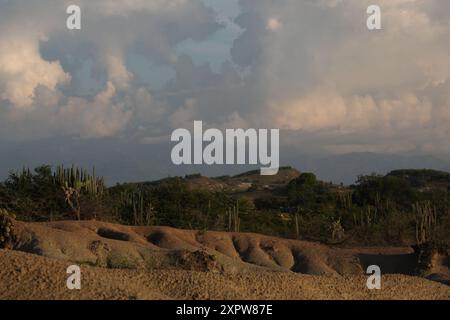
0;220;449;300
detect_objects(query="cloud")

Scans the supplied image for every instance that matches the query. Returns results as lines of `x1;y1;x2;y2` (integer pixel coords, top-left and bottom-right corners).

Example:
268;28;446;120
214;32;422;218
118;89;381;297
266;18;282;31
59;82;132;138
0;0;221;139
0;35;69;108
169;98;199;129
273;90;433;133
1;0;450;158
227;0;450;153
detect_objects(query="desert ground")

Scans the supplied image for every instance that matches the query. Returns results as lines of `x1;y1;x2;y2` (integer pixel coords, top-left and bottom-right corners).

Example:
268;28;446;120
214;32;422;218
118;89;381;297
0;220;449;300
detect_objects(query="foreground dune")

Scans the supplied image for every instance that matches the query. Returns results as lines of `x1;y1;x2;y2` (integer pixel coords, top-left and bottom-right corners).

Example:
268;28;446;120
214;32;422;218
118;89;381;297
1;249;449;300
0;220;448;300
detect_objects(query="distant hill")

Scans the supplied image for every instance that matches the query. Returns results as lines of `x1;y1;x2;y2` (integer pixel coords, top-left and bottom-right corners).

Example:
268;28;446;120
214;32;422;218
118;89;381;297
387;169;450;190
290;152;450;185
122;166;450;195
227;166;300;185
140;166;301;193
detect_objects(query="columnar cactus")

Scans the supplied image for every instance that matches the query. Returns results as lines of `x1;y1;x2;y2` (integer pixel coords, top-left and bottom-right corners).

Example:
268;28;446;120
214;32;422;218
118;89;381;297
0;209;16;249
54;165;105;197
413;201;437;245
118;190;155;226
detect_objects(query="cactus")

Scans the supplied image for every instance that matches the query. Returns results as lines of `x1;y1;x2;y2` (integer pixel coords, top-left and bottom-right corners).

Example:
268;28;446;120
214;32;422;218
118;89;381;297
54;165;104;197
227;200;240;232
294;212;300;239
353;205;377;227
117;190;155;226
0;209;16;249
365;205;376;227
54;165;106;221
62;184;82;221
338;191;352;210
413;201;437;246
16;164;105;198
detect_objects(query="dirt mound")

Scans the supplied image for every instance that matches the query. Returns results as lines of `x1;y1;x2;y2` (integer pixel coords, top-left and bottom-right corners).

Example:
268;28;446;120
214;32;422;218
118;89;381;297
1;219;448;299
9;220;450;279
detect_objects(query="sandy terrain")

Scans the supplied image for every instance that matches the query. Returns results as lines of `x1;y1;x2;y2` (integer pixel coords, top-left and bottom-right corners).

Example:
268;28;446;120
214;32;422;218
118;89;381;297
0;220;448;300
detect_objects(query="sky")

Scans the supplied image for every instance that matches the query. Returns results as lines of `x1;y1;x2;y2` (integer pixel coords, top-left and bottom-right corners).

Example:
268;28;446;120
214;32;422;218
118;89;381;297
1;0;450;184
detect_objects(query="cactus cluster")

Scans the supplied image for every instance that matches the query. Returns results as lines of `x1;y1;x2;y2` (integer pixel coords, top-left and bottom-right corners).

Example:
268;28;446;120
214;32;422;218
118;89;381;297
14;165;105;197
54;165;104;197
118;190;155;226
0;209;16;249
414;201;437;246
338;192;352;210
14;167;32;185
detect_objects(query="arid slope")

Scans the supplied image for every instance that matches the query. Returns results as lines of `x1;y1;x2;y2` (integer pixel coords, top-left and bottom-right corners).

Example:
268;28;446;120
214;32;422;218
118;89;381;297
0;220;448;300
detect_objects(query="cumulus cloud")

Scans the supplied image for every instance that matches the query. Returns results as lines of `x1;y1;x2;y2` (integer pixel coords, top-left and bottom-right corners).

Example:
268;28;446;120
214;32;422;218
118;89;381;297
59;82;132;138
0;0;221;139
228;0;450;153
0;36;69;108
1;0;450;158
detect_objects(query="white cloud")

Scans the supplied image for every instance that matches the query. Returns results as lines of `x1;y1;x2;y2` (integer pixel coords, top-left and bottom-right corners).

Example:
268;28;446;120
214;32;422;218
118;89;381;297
0;0;220;139
0;36;69;108
231;0;450;153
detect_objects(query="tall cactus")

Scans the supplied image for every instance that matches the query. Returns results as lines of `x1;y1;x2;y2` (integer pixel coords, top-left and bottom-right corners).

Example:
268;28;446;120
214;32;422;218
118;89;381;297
118;189;154;226
413;201;437;245
294;212;300;239
227;200;240;232
54;165;104;197
338;191;352;210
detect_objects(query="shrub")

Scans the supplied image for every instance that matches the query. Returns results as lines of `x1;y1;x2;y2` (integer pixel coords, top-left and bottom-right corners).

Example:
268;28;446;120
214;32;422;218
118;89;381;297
0;209;16;249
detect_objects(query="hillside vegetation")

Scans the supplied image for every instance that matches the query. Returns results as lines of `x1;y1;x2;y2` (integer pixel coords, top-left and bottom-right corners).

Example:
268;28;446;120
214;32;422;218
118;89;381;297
0;165;449;246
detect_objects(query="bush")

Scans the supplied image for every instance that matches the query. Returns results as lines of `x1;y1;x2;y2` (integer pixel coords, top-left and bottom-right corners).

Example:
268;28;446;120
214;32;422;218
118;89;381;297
0;209;16;249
